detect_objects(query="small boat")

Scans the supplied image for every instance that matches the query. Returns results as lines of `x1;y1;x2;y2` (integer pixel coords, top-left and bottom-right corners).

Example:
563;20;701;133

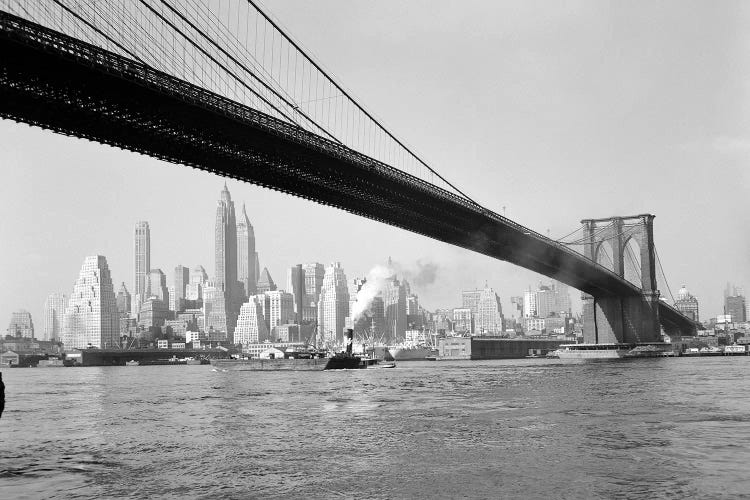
125;360;140;366
379;362;396;368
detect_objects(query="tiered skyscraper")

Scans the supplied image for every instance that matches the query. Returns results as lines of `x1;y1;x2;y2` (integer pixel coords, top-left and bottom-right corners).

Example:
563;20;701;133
234;296;268;344
62;255;119;349
237;203;257;297
318;262;350;344
207;183;242;341
43;293;68;341
476;286;504;335
133;221;150;316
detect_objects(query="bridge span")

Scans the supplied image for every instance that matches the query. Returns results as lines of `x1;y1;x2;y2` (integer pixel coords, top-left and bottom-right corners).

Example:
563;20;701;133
0;11;695;339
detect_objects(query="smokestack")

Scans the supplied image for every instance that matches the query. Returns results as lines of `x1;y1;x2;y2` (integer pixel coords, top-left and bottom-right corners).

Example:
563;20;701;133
345;328;354;355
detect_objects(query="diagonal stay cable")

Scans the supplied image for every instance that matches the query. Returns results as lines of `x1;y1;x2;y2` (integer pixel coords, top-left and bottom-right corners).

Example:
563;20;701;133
51;0;144;63
136;0;302;130
156;0;341;144
245;0;478;205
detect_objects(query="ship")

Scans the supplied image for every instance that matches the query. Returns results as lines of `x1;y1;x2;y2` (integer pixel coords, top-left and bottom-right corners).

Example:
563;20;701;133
210;329;363;371
556;343;672;359
386;344;433;361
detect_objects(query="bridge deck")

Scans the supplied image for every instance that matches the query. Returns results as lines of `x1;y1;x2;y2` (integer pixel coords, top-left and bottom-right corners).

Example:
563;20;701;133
0;12;692;329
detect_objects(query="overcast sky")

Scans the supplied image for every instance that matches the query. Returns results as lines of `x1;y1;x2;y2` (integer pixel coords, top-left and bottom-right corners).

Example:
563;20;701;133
1;0;748;330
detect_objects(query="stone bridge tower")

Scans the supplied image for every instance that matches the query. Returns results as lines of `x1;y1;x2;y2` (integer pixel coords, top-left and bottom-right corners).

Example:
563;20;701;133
580;214;662;344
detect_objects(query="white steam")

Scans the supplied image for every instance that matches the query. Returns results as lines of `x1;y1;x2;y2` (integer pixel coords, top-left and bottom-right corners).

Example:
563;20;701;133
351;265;393;322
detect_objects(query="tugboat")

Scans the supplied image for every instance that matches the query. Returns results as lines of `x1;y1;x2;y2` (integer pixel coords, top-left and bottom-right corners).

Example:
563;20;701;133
210;329;362;371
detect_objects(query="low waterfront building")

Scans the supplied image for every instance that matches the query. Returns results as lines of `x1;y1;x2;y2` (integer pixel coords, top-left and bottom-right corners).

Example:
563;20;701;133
1;350;19;366
241;342;307;358
437;336;564;360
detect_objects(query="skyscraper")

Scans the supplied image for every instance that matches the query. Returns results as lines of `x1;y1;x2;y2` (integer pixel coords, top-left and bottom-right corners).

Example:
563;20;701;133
147;269;169;305
215;183;238;294
115;283;131;316
476;286;504;335
461;289;482;334
209;183;240;341
674;285;699;322
287;264;305;324
234;296;268;344
186;265;208;301
318;262;350;345
173;265;190;312
263;290;295;337
726;295;746;323
302;262;325;322
8;309;34;338
383;277;407;342
236;203;257;297
133;221;150;316
44;293;68;341
62;255;119;349
256;267;277;294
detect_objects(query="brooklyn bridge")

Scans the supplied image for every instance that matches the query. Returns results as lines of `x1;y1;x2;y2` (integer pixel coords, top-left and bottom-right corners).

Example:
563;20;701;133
0;1;698;343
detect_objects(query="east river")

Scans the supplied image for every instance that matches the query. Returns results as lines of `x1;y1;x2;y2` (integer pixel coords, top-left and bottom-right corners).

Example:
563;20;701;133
2;358;750;499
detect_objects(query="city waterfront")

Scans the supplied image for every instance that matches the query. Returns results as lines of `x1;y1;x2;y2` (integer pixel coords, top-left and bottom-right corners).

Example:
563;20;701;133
2;359;750;499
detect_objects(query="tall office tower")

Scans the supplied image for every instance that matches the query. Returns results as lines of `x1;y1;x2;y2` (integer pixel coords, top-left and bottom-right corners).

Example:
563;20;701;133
62;255;119;349
43;293;68;341
476;286;504;335
523;289;537;318
369;297;386;340
406;294;423;329
8;309;34;338
383;277;407;343
535;284;557;318
133;221;150;316
173;265;190;312
236;203;257;297
302;262;325;322
212;183;239;340
256;268;277;294
674;285;700;322
147;269;169;305
234;296;268;344
186;265;208;301
287;264;306;324
203;281;227;338
461;289;482;333
726;295;746;323
115;283;131;316
317;262;350;344
263;290;295;337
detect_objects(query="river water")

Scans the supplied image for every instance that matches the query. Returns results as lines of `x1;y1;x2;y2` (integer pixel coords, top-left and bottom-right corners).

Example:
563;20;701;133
1;358;750;499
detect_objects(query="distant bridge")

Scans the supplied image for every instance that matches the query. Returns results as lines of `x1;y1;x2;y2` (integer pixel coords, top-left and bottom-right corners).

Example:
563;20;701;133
0;3;697;340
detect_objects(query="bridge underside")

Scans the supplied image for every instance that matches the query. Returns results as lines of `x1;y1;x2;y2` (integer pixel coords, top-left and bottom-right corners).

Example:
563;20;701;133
0;13;696;336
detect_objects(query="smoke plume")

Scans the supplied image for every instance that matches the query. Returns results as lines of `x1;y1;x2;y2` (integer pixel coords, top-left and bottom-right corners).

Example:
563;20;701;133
351;265;392;322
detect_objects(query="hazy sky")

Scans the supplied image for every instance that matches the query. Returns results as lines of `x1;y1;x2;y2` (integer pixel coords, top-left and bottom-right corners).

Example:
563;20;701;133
2;0;748;330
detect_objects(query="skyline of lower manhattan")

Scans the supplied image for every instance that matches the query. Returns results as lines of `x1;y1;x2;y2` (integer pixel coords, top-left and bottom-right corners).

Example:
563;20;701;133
5;179;748;349
1;1;748;343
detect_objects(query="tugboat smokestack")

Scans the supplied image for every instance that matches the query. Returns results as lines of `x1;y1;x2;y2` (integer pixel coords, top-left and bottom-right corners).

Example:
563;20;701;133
345;328;354;355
